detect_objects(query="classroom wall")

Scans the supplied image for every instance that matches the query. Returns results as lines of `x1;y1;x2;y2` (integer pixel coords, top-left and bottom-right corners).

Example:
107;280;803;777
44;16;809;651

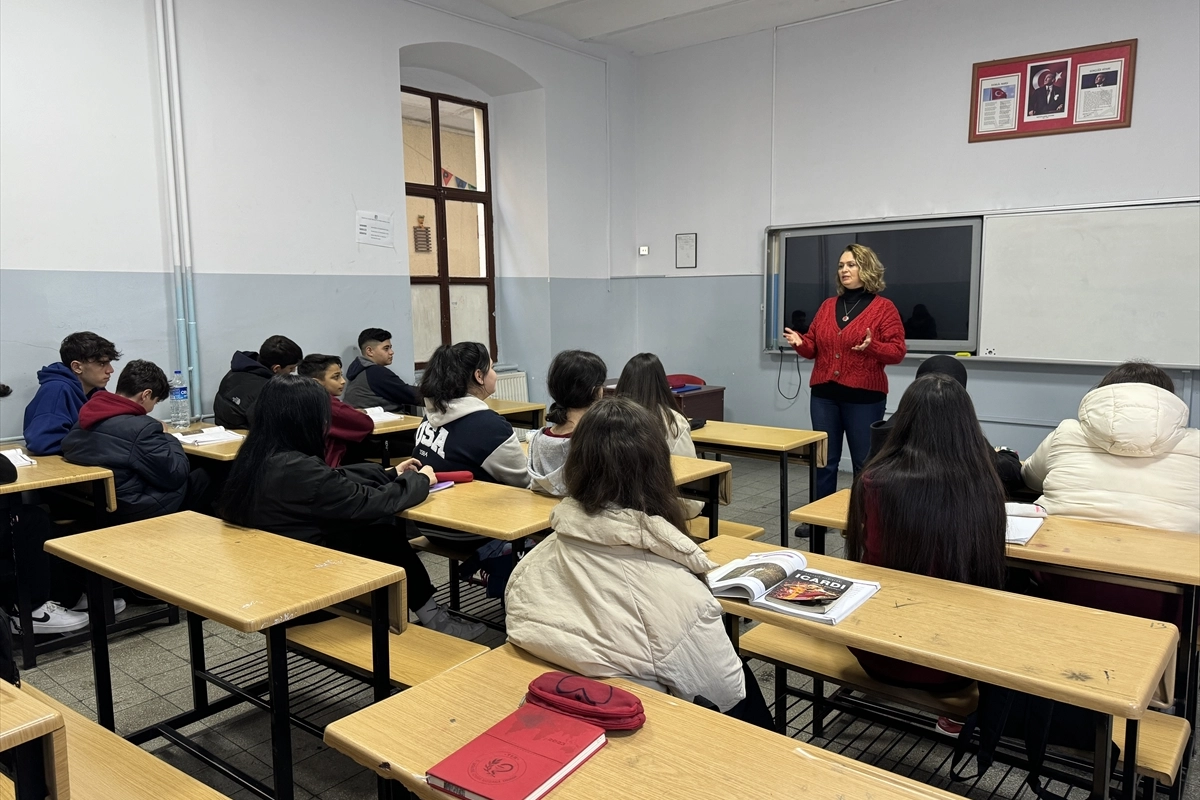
631;0;1200;460
0;0;637;437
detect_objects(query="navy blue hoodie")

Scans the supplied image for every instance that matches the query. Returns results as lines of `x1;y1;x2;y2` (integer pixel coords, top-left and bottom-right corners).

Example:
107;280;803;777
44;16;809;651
23;362;102;455
342;356;421;413
213;351;274;429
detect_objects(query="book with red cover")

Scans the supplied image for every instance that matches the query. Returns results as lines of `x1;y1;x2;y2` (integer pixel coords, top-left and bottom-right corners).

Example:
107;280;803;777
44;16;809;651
426;703;606;800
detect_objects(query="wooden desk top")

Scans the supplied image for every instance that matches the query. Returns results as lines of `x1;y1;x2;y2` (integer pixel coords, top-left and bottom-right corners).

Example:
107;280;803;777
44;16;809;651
402;482;561;541
668;454;731;483
790;490;1200;587
702;536;1177;719
692;420;826;452
373;415;421;435
484;398;545;418
0;449;117;513
0;679;63;752
325;643;959;800
45;511;404;631
789;488;851;528
175;422;246;462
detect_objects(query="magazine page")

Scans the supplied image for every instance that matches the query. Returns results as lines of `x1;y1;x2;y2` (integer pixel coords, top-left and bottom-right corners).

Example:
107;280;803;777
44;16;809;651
706;550;808;601
750;568;881;626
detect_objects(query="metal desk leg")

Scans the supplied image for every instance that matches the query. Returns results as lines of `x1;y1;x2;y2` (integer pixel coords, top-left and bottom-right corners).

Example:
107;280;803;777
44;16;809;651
187;612;209;712
9;738;48;800
265;626;295;800
707;476;719;539
1179;585;1198;776
1092;713;1113;800
380;437;392;469
371;587;391;704
1121;718;1139;800
87;572;116;731
779;452;789;549
6;506;40;670
808;443;823;555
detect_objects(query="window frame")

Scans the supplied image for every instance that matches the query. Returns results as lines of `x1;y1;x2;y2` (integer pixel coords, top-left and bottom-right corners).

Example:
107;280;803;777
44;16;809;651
402;85;497;369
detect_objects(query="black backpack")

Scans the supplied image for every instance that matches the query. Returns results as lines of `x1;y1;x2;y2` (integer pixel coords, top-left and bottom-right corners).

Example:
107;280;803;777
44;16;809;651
0;606;17;685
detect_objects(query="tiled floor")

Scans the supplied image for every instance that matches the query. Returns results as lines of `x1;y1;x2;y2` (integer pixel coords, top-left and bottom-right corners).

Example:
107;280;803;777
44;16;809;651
14;455;1199;799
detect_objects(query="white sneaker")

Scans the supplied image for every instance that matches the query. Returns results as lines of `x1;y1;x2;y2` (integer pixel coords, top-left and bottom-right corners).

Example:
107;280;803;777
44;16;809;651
72;595;127;616
421;605;487;641
9;602;90;635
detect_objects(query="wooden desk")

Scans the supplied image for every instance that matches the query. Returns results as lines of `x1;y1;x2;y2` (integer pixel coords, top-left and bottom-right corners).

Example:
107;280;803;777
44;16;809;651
45;511;404;800
671;455;731;539
175;422;246;462
702;535;1179;799
484;397;545;429
402;481;561;542
325;643;960;800
693;421;828;549
0;679;69;800
0;450;116;513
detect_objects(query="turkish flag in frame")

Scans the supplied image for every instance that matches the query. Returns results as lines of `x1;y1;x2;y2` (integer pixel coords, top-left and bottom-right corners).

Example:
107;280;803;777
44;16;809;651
969;39;1136;143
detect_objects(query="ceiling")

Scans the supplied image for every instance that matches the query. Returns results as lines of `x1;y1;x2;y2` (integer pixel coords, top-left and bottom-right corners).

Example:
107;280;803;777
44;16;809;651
475;0;897;56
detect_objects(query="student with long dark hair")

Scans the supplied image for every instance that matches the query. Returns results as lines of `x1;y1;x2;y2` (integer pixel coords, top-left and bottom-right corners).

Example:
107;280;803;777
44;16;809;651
527;350;607;496
506;397;773;729
846;373;1005;727
219;374;483;639
615;353;702;516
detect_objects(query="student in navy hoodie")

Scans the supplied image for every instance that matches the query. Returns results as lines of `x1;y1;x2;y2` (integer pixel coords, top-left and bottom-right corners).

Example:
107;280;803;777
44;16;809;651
342;328;421;412
62;359;211;524
212;335;302;428
23;332;120;455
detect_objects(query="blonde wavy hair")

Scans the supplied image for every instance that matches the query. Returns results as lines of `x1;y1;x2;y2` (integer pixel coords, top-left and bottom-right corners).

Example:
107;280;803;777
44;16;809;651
837;243;886;294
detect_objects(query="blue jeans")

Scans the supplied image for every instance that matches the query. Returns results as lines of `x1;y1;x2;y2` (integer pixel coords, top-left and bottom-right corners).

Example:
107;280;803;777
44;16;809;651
809;395;886;500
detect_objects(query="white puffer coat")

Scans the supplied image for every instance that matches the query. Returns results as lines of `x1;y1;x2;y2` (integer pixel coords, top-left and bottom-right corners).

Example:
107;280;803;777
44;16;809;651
1021;383;1200;532
504;498;745;711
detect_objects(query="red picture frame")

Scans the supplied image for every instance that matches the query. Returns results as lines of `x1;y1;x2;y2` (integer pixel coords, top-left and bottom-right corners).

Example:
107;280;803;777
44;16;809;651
969;39;1136;143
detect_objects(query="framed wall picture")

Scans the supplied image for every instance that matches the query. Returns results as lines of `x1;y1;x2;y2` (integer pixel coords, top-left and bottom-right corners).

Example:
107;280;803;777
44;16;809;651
969;39;1136;142
675;233;697;269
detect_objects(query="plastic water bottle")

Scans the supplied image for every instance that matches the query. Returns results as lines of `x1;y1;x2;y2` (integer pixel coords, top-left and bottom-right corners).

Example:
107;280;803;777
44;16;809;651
169;370;190;430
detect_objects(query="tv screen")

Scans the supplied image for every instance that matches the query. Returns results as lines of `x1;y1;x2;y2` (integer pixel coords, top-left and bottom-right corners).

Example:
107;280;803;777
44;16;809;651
770;217;981;354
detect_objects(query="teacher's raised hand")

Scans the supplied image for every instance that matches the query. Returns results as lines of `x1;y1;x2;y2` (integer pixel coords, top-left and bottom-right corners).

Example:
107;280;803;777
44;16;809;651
851;328;872;352
782;327;805;348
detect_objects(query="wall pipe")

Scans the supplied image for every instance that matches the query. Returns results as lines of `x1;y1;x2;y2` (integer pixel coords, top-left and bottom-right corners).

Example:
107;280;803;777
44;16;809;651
154;0;192;417
164;0;202;418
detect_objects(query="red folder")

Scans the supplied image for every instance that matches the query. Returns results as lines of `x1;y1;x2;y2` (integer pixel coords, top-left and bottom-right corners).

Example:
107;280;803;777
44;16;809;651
426;704;606;800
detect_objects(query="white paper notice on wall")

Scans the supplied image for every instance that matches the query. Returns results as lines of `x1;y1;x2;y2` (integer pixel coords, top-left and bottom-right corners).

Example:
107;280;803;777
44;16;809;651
356;210;394;247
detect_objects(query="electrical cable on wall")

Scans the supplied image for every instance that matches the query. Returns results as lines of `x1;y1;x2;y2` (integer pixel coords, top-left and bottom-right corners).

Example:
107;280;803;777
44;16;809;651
776;345;803;400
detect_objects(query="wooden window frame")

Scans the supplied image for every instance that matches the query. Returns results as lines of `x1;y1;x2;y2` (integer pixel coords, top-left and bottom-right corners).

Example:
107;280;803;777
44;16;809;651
403;86;497;369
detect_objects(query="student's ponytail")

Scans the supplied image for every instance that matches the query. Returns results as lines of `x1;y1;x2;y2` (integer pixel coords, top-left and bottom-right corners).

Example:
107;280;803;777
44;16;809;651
544;350;607;428
420;342;491;414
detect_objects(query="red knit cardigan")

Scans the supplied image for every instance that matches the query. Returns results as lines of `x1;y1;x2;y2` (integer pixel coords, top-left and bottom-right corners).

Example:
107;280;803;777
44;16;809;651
790;295;906;393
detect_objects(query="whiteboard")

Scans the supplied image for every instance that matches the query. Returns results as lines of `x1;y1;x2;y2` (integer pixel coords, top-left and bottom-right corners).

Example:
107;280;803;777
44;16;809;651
978;203;1200;366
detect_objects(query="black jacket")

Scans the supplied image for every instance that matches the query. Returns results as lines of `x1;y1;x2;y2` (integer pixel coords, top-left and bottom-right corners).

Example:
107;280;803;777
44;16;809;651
0;455;15;485
61;396;190;521
213;351;274;429
238;451;430;544
342;356;421;413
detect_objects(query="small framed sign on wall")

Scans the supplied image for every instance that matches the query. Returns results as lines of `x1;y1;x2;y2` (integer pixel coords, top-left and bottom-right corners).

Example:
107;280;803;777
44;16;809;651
969;39;1136;143
675;233;697;269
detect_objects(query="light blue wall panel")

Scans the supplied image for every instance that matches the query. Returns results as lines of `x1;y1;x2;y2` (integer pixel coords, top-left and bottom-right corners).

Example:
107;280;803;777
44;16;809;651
0;270;175;439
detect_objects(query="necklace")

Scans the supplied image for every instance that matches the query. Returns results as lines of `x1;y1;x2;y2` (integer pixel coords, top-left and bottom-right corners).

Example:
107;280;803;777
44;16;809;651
841;294;865;322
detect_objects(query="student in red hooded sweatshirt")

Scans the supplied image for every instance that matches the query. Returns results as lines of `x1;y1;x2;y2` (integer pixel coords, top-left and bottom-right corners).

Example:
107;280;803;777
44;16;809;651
298;354;374;467
62;360;211;523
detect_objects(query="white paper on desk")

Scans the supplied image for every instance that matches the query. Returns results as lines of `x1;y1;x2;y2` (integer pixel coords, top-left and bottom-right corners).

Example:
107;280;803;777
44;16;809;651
0;449;36;467
1005;515;1045;545
361;407;403;422
172;427;244;446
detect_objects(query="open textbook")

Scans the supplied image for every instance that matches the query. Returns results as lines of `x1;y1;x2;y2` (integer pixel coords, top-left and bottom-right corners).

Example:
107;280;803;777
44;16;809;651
362;406;404;423
706;550;879;625
172;427;244;446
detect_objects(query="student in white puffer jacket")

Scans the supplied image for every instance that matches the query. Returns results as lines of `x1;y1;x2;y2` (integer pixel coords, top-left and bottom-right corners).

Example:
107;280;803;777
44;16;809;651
1022;361;1199;533
506;397;773;729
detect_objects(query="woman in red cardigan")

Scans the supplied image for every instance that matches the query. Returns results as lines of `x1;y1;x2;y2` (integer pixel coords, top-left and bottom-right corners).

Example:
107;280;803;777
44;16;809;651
782;244;906;501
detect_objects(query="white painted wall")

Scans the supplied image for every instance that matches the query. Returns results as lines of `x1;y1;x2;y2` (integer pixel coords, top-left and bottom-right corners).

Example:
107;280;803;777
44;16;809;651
634;30;774;278
0;0;168;274
773;0;1200;224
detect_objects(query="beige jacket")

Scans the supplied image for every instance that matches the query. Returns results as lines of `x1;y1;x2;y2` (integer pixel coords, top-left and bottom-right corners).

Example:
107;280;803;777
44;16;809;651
504;498;746;711
665;409;705;518
1022;383;1200;532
